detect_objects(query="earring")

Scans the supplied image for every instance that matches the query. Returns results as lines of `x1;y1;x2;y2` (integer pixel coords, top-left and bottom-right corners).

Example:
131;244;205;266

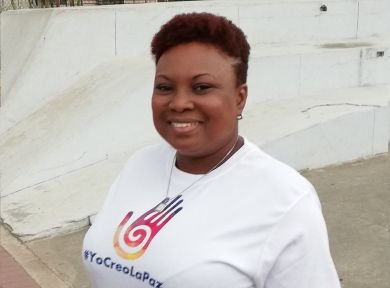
237;114;243;120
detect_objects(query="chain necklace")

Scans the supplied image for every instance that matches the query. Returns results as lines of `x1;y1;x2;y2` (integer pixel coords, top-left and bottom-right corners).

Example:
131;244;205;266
154;137;240;212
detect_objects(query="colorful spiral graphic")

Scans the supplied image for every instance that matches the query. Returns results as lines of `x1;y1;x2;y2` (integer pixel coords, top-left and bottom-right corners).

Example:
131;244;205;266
113;195;183;260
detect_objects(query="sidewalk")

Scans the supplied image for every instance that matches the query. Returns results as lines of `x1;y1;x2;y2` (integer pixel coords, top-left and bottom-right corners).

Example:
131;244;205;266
0;246;39;288
302;149;390;288
0;226;70;288
1;149;389;288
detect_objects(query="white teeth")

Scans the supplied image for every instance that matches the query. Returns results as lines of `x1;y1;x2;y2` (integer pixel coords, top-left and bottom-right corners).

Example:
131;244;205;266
171;122;197;128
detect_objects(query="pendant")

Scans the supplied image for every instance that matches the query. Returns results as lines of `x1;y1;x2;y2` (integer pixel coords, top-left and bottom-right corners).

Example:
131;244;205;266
154;197;170;212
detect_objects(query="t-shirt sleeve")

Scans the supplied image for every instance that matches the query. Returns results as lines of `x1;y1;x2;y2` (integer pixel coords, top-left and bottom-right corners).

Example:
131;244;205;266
90;171;122;225
91;155;135;224
255;190;341;288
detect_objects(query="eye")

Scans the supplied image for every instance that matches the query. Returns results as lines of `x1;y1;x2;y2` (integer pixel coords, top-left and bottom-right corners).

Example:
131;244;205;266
155;84;173;94
193;83;211;94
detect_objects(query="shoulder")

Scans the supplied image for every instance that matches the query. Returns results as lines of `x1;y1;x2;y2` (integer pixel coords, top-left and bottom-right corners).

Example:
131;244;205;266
96;142;174;209
255;190;340;287
122;142;174;171
111;142;175;190
125;142;172;162
238;139;318;207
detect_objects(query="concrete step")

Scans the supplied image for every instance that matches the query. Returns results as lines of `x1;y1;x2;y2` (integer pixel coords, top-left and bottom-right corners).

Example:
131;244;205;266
248;40;390;103
1;83;388;241
1;0;389;241
242;85;390;170
2;39;389;134
2;1;390;132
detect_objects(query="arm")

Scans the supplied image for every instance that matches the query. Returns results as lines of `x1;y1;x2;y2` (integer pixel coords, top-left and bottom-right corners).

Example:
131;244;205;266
256;191;341;288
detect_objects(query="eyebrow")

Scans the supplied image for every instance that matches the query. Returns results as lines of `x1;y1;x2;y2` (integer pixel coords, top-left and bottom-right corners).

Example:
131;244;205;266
155;74;170;80
155;73;215;81
193;73;215;80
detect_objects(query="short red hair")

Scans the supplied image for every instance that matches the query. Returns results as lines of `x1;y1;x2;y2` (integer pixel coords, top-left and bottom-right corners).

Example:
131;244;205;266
151;12;250;86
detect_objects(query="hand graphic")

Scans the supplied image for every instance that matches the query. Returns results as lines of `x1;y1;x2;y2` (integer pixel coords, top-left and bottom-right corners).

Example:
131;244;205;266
113;195;183;260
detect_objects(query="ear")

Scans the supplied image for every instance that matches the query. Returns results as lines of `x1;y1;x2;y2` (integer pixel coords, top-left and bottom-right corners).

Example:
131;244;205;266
235;83;248;115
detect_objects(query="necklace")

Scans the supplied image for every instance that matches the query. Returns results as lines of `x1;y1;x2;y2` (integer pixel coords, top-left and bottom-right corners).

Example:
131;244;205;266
154;137;240;212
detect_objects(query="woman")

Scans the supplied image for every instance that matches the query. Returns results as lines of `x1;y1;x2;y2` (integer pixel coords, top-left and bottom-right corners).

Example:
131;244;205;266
83;12;340;288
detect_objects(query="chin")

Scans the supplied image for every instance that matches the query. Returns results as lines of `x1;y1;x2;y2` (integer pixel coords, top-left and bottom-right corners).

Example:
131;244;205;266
166;138;204;156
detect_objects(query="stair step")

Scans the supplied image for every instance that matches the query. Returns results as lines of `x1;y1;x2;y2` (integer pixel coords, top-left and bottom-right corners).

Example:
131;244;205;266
242;85;390;169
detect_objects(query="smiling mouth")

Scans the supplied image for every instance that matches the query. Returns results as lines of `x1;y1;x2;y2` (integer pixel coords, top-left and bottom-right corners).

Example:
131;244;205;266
168;121;200;133
170;122;199;128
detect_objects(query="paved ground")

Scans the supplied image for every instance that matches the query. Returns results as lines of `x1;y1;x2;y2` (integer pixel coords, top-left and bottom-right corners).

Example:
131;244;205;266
0;246;39;288
302;150;390;288
1;149;389;288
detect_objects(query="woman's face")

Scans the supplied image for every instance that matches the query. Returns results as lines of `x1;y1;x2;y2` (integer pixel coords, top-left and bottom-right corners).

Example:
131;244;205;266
152;42;247;159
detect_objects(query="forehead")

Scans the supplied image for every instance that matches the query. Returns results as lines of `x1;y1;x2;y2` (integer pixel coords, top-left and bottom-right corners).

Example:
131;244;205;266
155;42;237;78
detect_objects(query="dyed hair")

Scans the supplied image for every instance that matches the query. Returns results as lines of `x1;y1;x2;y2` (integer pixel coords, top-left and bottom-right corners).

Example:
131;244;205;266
151;12;250;86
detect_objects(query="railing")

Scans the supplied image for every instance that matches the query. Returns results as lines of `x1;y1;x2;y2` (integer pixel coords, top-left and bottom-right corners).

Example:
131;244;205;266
0;0;83;10
0;0;193;11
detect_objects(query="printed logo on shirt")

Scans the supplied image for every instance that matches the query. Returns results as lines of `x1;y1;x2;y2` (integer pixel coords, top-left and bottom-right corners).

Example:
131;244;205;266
113;195;183;260
83;249;163;287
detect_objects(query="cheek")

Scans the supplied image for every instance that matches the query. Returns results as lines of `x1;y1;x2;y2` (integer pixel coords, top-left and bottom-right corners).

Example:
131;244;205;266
151;96;164;117
151;97;164;130
207;98;237;121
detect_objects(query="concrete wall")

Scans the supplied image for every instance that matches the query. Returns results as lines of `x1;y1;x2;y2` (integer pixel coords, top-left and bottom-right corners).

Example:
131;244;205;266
2;1;390;131
1;0;389;239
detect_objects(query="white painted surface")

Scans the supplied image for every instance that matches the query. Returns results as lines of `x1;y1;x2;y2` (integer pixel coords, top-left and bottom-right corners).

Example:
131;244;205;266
1;2;389;107
261;107;389;170
357;0;390;39
2;82;388;240
361;47;390;85
1;10;52;103
239;0;358;45
1;58;157;198
241;85;390;168
1;8;117;132
1;0;389;240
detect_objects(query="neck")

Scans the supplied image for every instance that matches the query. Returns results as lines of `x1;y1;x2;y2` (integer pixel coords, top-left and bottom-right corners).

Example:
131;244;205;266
175;136;244;174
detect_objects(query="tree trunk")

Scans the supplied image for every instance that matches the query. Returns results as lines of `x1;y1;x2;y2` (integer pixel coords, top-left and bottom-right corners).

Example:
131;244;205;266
11;0;17;9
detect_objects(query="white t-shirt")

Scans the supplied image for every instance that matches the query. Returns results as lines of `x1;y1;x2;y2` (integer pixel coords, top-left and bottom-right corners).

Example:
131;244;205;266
82;139;341;288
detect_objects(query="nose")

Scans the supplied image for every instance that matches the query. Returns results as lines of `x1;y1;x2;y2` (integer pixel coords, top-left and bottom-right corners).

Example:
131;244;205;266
168;88;194;112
